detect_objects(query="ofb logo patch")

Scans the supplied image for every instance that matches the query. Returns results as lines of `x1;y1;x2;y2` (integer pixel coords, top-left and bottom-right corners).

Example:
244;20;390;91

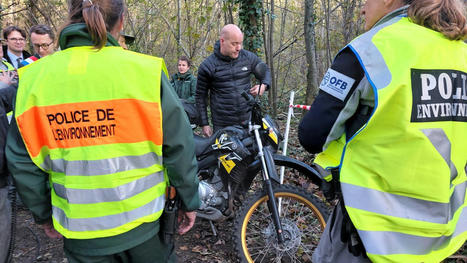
319;68;355;101
411;69;467;122
322;72;331;85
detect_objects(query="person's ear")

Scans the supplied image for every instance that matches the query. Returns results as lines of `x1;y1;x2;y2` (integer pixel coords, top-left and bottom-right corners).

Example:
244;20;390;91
118;14;124;32
110;14;125;39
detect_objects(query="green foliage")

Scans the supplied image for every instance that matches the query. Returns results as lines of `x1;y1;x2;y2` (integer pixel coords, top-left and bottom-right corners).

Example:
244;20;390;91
233;0;263;54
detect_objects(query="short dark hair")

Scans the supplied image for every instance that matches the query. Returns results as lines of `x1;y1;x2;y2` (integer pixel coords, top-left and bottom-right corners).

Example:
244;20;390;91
30;24;55;41
178;56;191;67
3;26;27;40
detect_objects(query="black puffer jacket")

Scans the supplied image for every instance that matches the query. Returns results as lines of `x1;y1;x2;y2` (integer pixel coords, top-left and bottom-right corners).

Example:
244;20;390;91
196;41;271;128
0;85;16;187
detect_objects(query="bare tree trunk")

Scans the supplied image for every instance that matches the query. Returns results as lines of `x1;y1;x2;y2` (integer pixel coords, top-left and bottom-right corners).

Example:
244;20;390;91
176;0;182;56
185;0;192;56
321;0;331;69
268;0;277;116
340;0;358;44
262;0;267;56
304;0;319;104
276;0;288;102
223;1;234;25
26;0;41;28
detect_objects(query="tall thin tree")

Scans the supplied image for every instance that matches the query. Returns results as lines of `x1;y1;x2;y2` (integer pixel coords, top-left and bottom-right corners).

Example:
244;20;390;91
304;0;319;104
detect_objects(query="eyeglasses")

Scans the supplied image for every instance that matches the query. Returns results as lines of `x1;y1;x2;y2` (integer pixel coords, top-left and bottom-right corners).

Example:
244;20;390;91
33;42;54;50
8;38;25;42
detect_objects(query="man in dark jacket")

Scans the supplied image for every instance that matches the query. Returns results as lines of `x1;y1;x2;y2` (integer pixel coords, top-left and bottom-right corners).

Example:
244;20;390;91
196;24;271;137
29;24;55;58
2;26;31;69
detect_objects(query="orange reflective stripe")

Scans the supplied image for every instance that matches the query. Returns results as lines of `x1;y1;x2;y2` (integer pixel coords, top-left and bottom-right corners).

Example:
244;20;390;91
17;99;162;157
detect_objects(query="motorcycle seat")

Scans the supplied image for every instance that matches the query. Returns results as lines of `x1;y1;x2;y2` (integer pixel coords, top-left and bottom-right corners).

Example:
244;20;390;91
194;134;217;157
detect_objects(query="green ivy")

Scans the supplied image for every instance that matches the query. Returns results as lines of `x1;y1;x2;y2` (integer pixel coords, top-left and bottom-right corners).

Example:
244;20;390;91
232;0;264;55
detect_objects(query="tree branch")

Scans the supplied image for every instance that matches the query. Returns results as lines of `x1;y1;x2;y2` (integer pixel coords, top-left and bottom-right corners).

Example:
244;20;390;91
273;2;342;58
160;14;191;58
0;7;27;18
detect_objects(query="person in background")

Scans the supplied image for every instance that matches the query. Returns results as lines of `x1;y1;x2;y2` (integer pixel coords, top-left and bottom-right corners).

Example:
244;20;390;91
170;56;199;126
170;56;196;103
117;31;135;50
0;76;15;263
6;0;200;262
2;26;31;69
0;27;16;262
29;24;55;58
298;0;466;262
0;42;16;106
196;24;271;137
0;43;15;75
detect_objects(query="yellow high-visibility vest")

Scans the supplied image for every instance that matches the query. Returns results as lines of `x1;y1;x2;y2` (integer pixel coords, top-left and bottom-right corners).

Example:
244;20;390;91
1;60;15;118
338;17;466;262
314;135;346;182
16;46;170;239
0;60;14;72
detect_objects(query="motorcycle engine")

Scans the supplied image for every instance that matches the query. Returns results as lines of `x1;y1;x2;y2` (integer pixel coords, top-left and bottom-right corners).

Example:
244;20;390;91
198;173;228;211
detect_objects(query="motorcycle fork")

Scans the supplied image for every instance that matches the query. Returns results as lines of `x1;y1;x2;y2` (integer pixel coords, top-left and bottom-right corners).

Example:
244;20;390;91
253;127;285;244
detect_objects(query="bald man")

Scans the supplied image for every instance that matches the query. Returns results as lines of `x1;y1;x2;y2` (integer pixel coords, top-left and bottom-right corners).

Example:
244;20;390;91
196;24;271;137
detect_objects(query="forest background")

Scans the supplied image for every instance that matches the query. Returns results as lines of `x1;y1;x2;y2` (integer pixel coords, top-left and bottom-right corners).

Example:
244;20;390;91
0;0;370;115
0;1;466;262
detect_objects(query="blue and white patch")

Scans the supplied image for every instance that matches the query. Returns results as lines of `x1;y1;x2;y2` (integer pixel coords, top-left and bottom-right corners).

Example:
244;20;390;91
319;68;355;101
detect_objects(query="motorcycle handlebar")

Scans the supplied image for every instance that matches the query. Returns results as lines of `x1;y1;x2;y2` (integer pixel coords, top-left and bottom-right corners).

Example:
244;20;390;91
241;91;252;101
241;137;255;147
241;91;256;107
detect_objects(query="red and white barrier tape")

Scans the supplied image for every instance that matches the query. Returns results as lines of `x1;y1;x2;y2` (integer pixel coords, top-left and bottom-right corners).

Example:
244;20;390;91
290;104;311;110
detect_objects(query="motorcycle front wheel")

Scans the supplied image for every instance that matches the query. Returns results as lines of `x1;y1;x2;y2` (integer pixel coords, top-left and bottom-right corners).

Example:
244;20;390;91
233;184;329;263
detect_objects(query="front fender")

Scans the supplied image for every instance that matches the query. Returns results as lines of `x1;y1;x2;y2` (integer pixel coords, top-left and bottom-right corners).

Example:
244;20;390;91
271;154;324;186
246;154;324;187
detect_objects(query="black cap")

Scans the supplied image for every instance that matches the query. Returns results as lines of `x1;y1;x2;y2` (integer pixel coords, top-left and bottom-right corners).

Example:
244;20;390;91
120;31;135;45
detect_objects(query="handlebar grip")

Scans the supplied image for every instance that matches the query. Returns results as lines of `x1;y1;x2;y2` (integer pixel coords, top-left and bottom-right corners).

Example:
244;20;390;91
242;137;254;147
241;91;251;101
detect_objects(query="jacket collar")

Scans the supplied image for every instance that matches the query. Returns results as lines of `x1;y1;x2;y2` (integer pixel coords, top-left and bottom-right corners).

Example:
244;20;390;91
214;40;238;62
175;71;193;80
373;5;409;29
59;23;120;50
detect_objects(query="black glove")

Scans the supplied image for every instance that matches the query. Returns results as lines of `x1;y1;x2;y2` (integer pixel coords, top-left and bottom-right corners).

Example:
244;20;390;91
312;164;337;201
321;180;335;201
340;202;367;257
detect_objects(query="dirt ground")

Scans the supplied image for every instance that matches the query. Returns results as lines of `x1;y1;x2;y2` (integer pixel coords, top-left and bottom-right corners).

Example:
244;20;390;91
10;203;466;263
10;205;236;263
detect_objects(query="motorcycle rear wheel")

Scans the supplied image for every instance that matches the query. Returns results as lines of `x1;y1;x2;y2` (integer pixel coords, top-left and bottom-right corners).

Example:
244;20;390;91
233;184;329;262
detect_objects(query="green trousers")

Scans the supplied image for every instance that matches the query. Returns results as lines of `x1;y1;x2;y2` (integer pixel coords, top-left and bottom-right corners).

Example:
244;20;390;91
64;233;176;263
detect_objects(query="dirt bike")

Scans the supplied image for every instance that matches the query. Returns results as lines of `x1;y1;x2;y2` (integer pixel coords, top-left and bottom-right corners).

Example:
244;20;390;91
193;63;330;262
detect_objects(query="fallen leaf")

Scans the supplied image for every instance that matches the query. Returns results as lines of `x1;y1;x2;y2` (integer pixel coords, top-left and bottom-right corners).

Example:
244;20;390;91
192;245;203;253
179;245;188;251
